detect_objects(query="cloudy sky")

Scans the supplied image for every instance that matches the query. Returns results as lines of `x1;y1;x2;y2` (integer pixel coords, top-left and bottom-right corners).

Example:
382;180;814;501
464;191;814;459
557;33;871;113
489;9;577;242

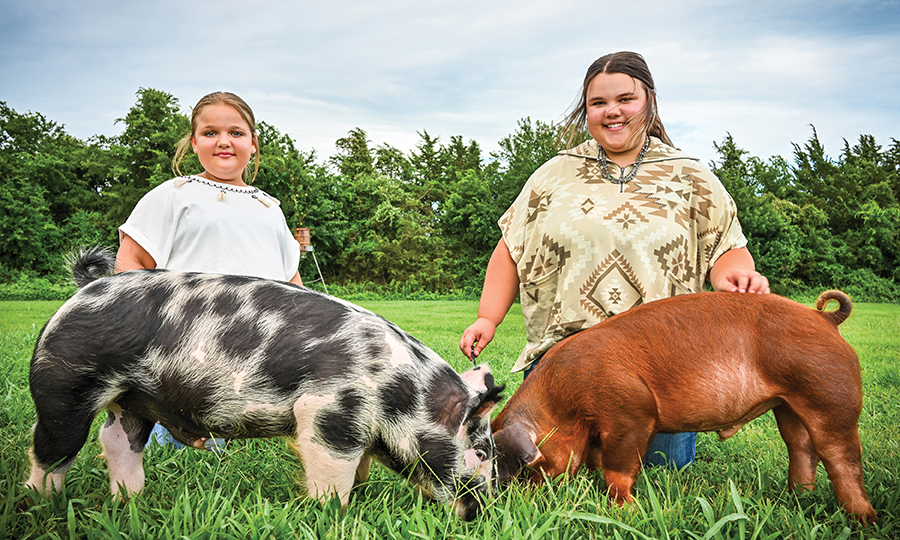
2;0;898;167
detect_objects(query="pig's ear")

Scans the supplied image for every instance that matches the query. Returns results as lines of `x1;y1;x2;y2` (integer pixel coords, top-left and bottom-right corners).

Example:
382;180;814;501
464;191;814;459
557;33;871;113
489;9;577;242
494;422;541;481
461;364;505;419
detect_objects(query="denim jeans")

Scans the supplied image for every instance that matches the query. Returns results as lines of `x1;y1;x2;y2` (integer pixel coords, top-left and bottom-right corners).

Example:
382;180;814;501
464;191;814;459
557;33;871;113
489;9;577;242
642;431;696;468
145;423;227;453
522;356;696;470
146;423;186;449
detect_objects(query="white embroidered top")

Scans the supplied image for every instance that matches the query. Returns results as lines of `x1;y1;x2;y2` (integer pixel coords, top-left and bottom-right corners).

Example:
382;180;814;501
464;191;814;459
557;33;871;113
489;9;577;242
119;176;301;281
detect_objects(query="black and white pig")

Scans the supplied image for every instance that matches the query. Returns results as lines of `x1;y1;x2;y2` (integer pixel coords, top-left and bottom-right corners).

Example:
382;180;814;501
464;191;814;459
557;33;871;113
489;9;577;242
25;249;504;520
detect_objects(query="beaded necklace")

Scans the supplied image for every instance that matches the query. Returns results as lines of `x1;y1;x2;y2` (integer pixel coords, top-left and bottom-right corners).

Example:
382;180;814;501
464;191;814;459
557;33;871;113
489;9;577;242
174;175;274;207
597;136;650;185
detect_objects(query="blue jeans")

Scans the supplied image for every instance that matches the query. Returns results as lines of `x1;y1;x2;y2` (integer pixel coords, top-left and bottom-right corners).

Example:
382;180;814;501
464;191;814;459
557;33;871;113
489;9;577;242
523;357;695;469
642;432;696;469
145;423;227;453
146;423;186;449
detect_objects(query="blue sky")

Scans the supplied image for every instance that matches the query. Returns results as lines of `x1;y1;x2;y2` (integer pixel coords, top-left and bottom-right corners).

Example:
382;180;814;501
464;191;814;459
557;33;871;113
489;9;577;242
1;0;898;166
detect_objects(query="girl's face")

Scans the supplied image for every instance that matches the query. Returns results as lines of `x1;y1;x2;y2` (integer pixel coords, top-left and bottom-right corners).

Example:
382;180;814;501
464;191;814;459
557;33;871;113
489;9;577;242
585;72;650;165
191;103;257;185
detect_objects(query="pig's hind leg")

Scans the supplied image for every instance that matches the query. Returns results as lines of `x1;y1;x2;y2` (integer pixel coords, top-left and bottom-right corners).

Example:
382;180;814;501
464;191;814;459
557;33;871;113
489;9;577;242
26;372;101;495
779;397;877;524
26;416;88;496
99;404;154;499
773;404;819;491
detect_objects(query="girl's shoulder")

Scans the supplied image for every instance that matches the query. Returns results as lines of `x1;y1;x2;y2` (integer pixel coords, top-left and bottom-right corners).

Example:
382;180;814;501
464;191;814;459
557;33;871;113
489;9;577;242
642;138;701;164
132;177;184;205
522;141;596;191
142;176;193;195
640;139;724;182
556;138;597;161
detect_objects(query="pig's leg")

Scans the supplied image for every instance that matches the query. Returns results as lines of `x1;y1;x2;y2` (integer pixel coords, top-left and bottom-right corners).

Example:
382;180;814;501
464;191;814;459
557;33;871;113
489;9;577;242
773;404;819;490
356;455;372;483
26;386;97;495
586;444;603;471
291;394;364;506
99;405;153;499
25;450;71;496
598;425;653;504
800;415;877;524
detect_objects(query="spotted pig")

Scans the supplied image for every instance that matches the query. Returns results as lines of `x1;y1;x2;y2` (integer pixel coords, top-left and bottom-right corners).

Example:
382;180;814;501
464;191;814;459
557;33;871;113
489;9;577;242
25;249;504;520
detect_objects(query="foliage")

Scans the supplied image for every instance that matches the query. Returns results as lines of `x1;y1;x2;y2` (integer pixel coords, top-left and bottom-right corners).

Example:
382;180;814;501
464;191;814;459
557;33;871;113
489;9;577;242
1;93;898;301
712;131;900;301
443;118;561;288
0;274;76;301
0;102;92;278
100;88;191;234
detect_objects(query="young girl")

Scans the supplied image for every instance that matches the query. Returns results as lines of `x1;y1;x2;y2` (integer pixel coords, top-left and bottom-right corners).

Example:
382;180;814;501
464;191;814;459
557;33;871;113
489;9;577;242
116;91;303;448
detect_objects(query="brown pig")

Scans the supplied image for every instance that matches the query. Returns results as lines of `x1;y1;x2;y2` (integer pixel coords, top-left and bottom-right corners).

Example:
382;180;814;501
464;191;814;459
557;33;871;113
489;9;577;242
491;290;877;525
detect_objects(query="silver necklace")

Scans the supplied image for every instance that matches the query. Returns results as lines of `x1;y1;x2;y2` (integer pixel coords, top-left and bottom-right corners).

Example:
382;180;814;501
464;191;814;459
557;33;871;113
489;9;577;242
597;136;650;184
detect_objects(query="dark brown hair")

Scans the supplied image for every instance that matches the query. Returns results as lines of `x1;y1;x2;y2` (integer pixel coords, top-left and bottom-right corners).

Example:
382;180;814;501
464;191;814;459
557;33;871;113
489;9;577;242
172;92;260;183
560;52;673;150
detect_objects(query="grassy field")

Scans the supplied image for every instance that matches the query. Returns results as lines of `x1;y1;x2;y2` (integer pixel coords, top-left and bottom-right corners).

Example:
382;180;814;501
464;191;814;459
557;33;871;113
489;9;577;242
1;298;898;539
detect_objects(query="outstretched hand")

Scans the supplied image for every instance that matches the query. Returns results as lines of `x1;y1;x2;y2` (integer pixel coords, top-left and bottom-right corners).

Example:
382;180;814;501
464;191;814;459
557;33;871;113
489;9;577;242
459;318;497;361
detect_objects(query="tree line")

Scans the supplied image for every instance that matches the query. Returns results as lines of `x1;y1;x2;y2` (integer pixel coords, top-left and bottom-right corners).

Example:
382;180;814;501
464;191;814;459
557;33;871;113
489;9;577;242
2;88;898;301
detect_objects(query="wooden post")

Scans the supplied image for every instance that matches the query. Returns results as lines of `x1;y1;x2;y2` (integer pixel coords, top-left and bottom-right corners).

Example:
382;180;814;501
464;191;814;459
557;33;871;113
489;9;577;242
293;228;312;253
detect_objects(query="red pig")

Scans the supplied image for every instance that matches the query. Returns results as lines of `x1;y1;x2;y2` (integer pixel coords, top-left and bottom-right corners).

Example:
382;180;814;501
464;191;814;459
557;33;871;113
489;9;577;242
491;290;877;525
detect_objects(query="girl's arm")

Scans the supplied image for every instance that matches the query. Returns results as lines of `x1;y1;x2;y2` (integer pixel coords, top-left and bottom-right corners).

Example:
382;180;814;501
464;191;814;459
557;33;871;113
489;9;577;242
459;238;520;360
289;271;304;286
116;234;156;272
709;246;770;293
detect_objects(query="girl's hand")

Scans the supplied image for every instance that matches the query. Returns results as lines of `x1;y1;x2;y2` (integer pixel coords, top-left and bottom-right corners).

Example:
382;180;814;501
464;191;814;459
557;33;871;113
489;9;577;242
709;247;770;294
712;268;770;294
460;318;497;361
459;238;520;362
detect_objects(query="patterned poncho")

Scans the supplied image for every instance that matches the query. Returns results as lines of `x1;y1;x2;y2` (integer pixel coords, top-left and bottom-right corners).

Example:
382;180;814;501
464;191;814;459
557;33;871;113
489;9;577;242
500;137;747;372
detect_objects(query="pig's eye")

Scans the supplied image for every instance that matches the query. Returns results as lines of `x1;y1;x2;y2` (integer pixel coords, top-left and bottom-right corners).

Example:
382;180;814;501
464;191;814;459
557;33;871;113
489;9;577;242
475;449;487;461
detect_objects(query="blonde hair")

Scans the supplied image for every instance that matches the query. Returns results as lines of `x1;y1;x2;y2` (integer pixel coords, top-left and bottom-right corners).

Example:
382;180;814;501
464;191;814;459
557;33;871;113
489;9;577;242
172;92;261;183
560;52;673;151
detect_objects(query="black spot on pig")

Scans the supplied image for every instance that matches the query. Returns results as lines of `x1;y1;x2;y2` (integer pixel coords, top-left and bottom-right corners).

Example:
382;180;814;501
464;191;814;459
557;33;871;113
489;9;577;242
218;321;264;358
416;432;457;487
380;374;419;421
315;388;366;454
259;333;353;394
210;290;244;319
425;365;469;429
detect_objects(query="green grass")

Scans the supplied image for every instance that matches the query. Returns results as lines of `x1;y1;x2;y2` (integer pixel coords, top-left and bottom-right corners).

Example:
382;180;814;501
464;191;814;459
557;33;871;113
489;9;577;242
1;298;898;539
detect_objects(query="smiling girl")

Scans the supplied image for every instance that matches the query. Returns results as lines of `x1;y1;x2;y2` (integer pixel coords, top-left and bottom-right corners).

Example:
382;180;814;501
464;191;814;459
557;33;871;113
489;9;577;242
117;91;302;284
460;52;769;469
116;91;303;449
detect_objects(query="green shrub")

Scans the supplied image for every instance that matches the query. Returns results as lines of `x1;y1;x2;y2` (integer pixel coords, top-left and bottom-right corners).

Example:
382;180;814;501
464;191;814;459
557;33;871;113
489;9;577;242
0;273;76;301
